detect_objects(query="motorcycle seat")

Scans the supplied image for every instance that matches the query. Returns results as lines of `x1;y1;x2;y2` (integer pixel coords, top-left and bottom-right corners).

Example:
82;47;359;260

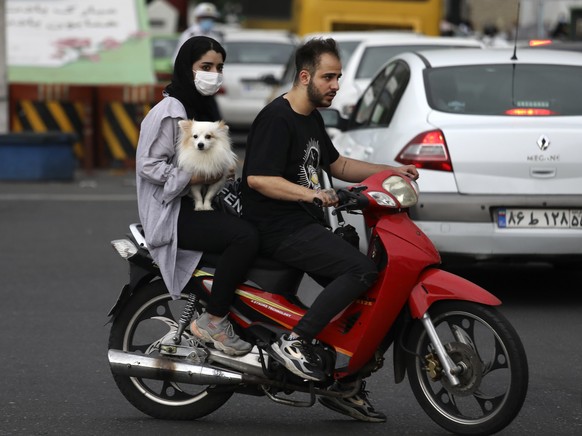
200;252;304;297
129;223;305;298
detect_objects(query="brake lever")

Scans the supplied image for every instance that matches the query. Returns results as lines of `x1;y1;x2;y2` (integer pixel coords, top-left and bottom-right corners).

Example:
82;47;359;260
350;185;367;193
332;185;368;215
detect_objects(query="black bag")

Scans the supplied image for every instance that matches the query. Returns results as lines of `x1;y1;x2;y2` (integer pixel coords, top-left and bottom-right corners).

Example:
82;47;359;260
334;223;360;248
212;178;242;217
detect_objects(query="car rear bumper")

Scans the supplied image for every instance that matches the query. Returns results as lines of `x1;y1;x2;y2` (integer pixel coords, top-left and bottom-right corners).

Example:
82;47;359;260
411;193;582;222
415;220;582;258
410;192;582;259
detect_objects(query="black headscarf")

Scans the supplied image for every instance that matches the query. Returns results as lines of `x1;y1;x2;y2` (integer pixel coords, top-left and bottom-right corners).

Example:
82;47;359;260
164;36;226;121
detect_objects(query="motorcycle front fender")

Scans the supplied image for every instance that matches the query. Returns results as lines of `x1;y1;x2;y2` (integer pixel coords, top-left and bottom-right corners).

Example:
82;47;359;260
408;268;501;319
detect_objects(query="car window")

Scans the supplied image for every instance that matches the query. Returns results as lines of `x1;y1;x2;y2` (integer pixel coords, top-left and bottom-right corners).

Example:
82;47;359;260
426;64;582;116
337;41;362;65
352;63;395;126
355;45;477;79
223;42;295;65
350;61;410;129
369;62;410;126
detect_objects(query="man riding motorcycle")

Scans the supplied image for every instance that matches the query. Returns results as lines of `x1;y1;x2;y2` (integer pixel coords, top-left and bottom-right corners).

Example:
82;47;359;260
241;37;418;421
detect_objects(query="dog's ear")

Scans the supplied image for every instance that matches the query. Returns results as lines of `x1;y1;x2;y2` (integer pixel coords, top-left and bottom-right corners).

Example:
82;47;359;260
178;119;193;133
218;120;229;132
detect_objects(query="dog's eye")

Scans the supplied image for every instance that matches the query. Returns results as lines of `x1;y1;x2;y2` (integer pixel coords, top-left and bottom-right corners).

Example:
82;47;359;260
205;134;212;140
192;135;198;139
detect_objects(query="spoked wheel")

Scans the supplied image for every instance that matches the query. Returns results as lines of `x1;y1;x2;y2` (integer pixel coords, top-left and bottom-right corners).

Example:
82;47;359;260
108;280;233;419
406;301;528;435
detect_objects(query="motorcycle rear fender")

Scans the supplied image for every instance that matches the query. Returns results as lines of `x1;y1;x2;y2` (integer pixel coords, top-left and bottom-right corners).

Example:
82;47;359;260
107;263;158;320
408;268;501;319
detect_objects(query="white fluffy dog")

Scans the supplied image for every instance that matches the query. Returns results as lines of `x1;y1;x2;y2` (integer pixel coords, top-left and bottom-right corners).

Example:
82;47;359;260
177;119;237;211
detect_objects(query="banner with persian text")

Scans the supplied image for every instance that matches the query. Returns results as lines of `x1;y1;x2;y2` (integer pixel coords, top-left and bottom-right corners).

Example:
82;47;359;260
7;0;154;84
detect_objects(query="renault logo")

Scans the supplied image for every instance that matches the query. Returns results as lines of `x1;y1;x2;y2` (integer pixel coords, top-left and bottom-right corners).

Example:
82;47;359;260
537;135;550;151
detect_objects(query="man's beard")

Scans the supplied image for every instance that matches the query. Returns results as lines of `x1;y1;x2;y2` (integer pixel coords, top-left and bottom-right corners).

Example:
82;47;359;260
307;79;331;108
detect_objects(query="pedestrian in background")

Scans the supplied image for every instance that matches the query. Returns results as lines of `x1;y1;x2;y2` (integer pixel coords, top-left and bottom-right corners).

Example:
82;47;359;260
174;2;223;62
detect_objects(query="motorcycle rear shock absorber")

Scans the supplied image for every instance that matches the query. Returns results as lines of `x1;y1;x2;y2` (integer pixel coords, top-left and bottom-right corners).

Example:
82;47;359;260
172;293;199;344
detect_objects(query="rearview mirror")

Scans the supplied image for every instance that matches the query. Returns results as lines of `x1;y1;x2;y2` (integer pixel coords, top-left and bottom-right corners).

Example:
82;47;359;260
260;74;281;86
318;108;347;131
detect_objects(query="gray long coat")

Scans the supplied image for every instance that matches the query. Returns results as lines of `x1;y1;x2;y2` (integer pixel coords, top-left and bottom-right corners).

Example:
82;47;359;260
135;96;202;299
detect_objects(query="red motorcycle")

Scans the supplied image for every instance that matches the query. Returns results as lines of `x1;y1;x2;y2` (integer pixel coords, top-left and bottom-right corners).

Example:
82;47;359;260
108;169;528;435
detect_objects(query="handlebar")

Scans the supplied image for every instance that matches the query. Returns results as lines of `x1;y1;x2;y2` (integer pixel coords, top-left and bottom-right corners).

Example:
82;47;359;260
312;186;369;212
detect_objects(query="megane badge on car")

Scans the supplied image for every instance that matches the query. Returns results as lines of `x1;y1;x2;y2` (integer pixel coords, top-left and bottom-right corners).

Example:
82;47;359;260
537;135;550;151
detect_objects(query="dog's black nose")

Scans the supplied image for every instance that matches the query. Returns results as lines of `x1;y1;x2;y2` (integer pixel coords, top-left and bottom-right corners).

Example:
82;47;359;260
197;142;205;150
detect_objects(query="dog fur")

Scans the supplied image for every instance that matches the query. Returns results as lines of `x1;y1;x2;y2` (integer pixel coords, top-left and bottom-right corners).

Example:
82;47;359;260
177;119;237;211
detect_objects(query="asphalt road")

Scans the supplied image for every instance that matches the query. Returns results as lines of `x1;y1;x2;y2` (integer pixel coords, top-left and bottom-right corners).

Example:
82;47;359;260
1;169;581;435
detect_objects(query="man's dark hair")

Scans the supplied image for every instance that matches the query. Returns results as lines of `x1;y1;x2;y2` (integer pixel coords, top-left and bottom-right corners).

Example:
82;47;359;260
293;38;340;84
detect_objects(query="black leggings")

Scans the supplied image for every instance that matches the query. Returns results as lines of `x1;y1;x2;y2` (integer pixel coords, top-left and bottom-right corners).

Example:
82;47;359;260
272;223;378;341
177;197;259;317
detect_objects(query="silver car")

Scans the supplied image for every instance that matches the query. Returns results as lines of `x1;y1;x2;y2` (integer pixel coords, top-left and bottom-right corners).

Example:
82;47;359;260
326;48;582;266
216;30;298;131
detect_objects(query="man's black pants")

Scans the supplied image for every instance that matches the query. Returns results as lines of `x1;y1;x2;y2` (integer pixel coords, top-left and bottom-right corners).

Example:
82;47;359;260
272;223;378;340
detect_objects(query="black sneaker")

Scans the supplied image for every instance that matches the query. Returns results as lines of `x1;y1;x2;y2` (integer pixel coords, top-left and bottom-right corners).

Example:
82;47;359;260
318;381;387;423
271;334;325;381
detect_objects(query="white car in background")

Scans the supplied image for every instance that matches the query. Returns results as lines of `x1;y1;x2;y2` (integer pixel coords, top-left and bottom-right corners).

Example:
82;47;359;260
324;48;582;266
216;30;298;133
332;36;484;121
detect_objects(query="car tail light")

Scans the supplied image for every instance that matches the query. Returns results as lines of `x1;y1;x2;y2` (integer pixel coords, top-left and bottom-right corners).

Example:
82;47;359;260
504;108;557;116
528;39;552;47
396;130;452;172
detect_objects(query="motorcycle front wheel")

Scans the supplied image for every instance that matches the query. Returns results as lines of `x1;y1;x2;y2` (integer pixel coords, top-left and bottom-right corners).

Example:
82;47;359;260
405;301;528;436
108;280;233;419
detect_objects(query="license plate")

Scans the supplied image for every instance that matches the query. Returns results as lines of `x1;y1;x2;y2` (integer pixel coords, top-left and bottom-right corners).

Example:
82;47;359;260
242;81;268;94
497;208;582;229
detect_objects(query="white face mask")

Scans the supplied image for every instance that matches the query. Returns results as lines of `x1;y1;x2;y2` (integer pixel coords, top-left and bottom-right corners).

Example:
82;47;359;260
193;70;223;96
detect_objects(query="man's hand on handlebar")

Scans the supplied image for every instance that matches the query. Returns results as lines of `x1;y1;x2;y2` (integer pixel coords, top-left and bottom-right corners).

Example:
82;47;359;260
313;188;338;207
395;164;419;180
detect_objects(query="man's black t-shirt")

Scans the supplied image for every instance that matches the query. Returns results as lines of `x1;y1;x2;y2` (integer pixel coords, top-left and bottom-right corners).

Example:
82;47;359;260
242;96;340;254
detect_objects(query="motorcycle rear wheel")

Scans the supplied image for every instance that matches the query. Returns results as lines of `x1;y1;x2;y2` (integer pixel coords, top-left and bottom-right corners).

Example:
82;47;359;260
406;301;528;435
108;280;233;419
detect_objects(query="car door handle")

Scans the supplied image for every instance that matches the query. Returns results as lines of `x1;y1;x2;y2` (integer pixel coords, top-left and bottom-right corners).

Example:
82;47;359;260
530;167;556;178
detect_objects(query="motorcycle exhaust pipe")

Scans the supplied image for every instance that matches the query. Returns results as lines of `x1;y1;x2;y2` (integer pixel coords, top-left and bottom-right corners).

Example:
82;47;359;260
109;350;362;401
108;349;244;385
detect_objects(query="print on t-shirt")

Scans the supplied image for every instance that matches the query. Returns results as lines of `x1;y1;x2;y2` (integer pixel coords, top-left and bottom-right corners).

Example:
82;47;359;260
298;138;321;190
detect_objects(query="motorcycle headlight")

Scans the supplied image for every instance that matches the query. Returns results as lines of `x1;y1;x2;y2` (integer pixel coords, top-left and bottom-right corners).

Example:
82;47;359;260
380;175;418;208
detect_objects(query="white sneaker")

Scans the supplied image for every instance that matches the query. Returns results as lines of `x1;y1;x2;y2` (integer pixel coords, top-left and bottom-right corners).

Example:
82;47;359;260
271;334;325;381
